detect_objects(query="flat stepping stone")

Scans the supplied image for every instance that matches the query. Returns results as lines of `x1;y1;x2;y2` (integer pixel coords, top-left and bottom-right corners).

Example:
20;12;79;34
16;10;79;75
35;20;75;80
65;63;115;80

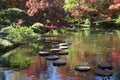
97;62;113;70
59;43;68;46
95;69;113;76
45;40;51;43
50;48;61;52
51;41;59;44
46;56;59;60
57;51;68;55
39;51;49;56
59;46;68;49
53;60;66;66
74;65;91;72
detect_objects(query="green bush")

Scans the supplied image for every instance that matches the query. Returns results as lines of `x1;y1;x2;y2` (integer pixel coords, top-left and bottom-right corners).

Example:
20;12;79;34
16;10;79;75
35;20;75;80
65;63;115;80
0;8;31;28
1;26;12;33
31;22;48;34
0;38;13;47
116;15;120;24
7;27;39;43
98;20;118;29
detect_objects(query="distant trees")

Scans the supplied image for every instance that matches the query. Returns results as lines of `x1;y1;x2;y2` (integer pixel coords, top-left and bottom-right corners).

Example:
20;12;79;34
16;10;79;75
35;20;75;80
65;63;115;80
64;0;120;20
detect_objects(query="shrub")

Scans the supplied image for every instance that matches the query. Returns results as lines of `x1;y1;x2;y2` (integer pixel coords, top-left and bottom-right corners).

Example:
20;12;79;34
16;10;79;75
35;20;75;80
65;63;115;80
7;27;39;43
0;38;13;47
31;22;48;34
0;8;31;27
116;15;120;24
98;20;118;29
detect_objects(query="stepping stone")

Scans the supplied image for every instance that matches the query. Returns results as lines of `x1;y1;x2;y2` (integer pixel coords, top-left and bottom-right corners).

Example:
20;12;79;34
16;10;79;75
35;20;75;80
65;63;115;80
59;43;68;46
95;69;113;76
45;40;51;43
39;51;49;56
46;56;59;60
97;62;113;70
50;48;61;52
59;46;68;49
53;60;66;66
57;51;68;55
51;41;59;44
74;65;91;72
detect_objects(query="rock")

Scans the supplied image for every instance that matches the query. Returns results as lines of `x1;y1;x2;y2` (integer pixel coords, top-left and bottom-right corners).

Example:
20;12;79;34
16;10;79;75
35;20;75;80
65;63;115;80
95;69;113;76
50;48;61;52
74;65;91;72
51;41;59;44
46;55;59;60
39;51;49;56
53;60;66;66
57;51;68;55
59;46;68;49
59;43;68;46
97;62;113;70
45;40;51;43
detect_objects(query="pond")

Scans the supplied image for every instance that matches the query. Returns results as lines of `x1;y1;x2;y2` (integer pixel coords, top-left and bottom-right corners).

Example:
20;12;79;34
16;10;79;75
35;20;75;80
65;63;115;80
1;30;120;80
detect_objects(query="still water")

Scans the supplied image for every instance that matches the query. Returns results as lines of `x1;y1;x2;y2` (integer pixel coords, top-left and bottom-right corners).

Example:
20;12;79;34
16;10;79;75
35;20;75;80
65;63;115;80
1;31;120;80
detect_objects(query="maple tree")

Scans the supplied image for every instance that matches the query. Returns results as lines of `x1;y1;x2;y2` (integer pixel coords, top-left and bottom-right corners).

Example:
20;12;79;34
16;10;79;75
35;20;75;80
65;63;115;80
64;0;120;21
26;0;72;29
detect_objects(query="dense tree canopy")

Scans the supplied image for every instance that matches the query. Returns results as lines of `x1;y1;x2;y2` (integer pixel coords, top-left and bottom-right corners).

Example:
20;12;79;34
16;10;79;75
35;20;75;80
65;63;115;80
26;0;72;29
64;0;120;21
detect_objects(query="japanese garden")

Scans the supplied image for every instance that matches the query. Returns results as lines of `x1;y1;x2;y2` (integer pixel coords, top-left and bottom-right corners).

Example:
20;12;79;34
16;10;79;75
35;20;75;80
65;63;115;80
0;0;120;80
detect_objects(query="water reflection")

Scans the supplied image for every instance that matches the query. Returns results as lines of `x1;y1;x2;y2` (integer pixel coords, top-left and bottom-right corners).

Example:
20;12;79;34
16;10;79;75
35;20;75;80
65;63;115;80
1;31;120;80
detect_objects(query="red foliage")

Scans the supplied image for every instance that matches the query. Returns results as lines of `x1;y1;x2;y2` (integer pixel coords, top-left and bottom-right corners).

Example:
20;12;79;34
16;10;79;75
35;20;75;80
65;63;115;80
113;0;120;3
90;0;96;3
26;0;72;29
110;50;120;67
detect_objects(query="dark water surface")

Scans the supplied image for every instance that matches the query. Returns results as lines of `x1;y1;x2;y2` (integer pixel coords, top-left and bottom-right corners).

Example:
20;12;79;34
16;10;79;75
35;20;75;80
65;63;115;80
1;31;120;80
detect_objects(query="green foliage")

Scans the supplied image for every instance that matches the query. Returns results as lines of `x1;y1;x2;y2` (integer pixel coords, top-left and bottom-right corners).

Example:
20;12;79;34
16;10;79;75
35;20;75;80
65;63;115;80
0;47;34;69
0;0;7;11
84;18;91;25
64;0;76;10
0;38;13;47
31;23;48;34
116;15;120;24
0;26;12;33
46;29;59;35
10;48;33;69
96;20;119;29
0;8;31;27
7;27;39;43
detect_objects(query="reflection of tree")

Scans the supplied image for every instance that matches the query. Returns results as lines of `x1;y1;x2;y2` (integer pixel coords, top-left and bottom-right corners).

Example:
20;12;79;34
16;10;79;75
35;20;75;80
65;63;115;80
24;56;47;80
0;72;5;80
114;66;120;80
110;50;120;67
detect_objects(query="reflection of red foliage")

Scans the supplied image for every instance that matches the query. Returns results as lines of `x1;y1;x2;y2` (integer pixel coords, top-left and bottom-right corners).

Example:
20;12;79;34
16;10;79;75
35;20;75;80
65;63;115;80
110;50;120;67
113;0;120;3
23;56;47;79
90;0;96;3
24;68;30;76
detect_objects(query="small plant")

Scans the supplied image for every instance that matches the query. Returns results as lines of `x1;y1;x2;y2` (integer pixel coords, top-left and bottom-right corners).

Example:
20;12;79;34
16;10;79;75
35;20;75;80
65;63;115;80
116;15;120;24
31;22;48;34
7;26;39;43
0;38;13;47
